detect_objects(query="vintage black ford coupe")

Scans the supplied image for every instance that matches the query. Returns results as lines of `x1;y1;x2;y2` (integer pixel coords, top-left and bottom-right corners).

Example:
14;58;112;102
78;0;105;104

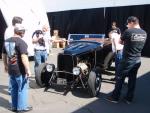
35;34;114;97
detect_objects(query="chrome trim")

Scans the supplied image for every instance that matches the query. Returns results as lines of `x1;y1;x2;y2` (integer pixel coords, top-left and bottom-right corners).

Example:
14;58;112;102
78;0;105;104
54;70;74;75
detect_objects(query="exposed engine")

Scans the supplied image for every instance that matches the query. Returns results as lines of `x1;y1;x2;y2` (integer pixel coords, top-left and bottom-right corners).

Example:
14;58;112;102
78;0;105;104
77;62;89;75
76;52;95;76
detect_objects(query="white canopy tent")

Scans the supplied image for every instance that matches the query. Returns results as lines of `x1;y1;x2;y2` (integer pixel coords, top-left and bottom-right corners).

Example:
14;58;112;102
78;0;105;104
43;0;150;12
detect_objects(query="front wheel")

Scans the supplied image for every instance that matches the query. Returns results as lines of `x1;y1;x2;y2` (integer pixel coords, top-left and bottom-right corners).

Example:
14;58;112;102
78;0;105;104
88;67;102;97
35;63;52;87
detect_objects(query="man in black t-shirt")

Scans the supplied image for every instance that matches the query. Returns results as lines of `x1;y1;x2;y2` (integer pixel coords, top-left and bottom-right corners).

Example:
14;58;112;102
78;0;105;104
4;35;28;76
106;16;147;104
2;24;32;112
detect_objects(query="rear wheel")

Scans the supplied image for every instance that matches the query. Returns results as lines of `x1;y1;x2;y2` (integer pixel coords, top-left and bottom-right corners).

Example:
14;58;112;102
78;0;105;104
88;67;102;97
35;63;52;87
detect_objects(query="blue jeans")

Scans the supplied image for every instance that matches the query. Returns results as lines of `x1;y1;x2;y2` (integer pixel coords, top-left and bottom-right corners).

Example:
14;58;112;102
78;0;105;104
112;60;141;100
34;50;47;69
8;76;12;94
115;50;123;76
10;75;29;110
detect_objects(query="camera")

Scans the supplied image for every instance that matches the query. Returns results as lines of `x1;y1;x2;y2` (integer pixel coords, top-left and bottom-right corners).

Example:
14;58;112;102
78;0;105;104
38;38;45;47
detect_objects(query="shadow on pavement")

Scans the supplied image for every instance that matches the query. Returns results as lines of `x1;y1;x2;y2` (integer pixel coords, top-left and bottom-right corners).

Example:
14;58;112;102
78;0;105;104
107;66;116;71
101;70;115;76
0;85;9;95
29;78;41;89
102;78;116;84
72;71;150;113
71;88;92;98
0;97;10;110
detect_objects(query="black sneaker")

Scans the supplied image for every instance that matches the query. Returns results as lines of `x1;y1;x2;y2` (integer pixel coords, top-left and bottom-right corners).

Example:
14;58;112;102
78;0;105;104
12;109;17;112
44;86;51;92
123;97;132;104
105;96;119;103
8;108;17;112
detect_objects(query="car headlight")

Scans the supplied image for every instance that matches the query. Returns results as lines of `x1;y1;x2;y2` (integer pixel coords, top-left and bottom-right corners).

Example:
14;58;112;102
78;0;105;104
73;67;81;75
46;64;55;72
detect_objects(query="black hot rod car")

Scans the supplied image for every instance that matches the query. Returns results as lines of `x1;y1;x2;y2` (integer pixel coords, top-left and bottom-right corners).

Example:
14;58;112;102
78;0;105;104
35;34;114;97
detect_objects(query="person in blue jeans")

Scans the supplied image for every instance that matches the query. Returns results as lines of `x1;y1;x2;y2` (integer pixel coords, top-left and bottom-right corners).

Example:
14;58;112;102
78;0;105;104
106;16;147;104
10;75;29;111
2;24;32;112
109;22;124;81
34;50;47;68
115;50;123;74
32;29;48;71
4;16;23;94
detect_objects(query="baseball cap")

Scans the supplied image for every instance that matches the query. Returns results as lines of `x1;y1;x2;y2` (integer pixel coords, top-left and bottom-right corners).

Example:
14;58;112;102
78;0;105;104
14;23;25;31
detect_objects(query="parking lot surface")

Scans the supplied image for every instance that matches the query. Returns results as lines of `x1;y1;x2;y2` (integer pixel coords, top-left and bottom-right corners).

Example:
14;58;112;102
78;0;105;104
0;48;150;113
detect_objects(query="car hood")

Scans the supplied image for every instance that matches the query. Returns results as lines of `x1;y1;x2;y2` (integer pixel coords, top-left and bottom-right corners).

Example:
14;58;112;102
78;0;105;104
64;41;103;55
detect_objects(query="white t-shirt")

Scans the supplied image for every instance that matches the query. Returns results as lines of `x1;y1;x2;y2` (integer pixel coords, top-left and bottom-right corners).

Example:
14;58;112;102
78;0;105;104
111;33;124;53
33;32;51;53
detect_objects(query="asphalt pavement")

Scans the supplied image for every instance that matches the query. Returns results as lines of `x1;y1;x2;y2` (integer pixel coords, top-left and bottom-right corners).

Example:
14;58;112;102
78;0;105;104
0;48;150;113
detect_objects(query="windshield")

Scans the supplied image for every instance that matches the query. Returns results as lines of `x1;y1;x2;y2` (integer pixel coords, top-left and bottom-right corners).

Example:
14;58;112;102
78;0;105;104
68;34;105;41
68;34;105;44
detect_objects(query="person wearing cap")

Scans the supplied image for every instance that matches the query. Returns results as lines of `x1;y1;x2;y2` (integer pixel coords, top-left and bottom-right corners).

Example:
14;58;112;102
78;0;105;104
106;16;147;104
4;16;23;94
2;24;32;112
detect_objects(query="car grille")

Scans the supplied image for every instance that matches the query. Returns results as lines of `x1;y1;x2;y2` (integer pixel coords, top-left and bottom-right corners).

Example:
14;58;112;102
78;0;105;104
57;53;76;82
